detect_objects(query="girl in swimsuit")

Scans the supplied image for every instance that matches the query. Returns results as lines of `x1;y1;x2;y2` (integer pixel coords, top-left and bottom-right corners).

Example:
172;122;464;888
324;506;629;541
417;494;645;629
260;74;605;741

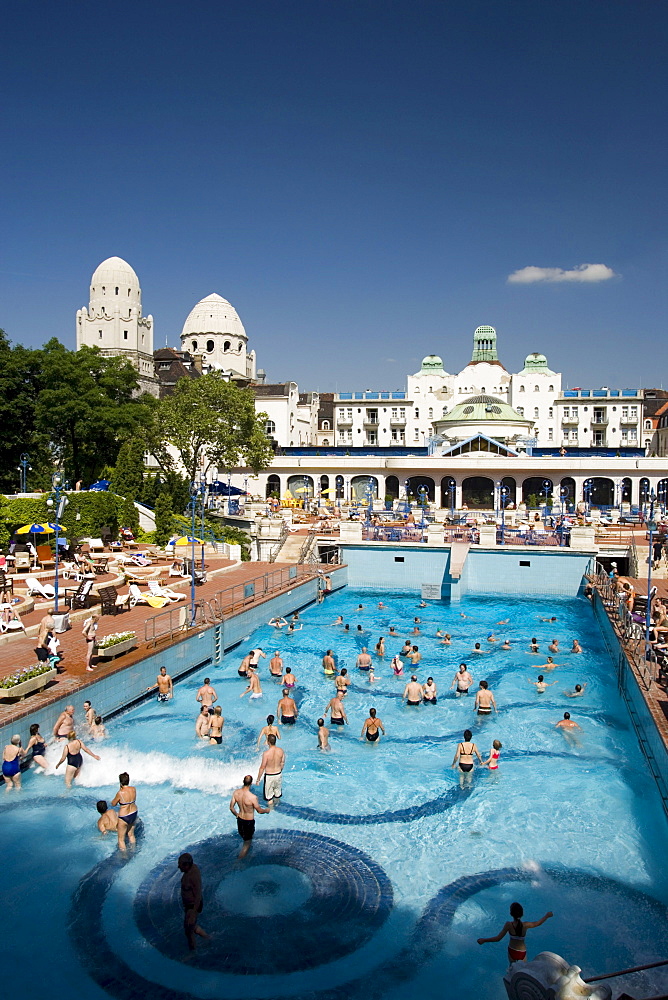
26;723;48;772
361;708;385;743
112;772;138;850
391;655;404;676
483;739;502;771
375;637;385;657
451;730;483;786
477;901;553;962
56;731;100;788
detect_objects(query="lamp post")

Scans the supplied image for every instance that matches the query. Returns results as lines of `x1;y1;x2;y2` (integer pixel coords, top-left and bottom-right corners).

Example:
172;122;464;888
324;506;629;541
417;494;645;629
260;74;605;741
418;485;428;534
645;490;657;677
615;478;623;512
499;485;509;545
188;483;201;627
542;479;551;514
448;479;456;519
19;453;31;493
46;474;68;614
200;480;208;571
495;480;501;519
584;478;593;515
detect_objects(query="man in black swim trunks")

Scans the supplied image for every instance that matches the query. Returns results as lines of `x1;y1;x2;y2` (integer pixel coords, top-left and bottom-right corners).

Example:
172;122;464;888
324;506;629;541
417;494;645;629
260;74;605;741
402;676;423;706
178;853;209;949
277;688;298;724
229;775;270;859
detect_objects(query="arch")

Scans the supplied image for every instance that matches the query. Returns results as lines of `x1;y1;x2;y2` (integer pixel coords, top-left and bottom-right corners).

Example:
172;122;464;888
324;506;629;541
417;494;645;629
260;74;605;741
288;475;314;499
224;340;231;351
385;475;399;500
621;477;632;503
501;476;516;504
639;478;650;504
191;340;198;352
265;419;276;435
441;476;456;509
322;439;330;446
657;479;668;509
462;476;495;509
266;474;280;498
406;476;435;502
522;477;553;504
322;420;330;430
206;340;215;353
560;477;575;504
320;475;329;495
585;477;614;506
335;475;344;500
351;475;378;501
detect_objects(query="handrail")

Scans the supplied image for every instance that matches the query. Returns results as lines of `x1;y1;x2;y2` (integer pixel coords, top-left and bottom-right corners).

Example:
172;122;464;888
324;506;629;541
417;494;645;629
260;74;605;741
584;957;668;982
297;525;318;564
629;529;639;578
592;561;653;690
268;521;289;563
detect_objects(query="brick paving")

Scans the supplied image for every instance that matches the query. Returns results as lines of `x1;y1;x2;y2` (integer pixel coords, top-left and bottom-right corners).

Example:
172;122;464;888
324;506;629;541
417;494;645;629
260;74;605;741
0;560;332;729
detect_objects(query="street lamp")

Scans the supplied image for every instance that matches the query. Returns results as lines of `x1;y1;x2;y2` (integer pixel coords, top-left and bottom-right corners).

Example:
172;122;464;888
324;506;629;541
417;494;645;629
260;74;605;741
418;485;428;533
448;479;456;519
584;478;593;515
645;490;657;677
188;482;201;627
19;453;31;493
499;485;509;544
46;474;68;614
542;479;551;512
615;478;623;511
199;480;208;571
495;480;501;519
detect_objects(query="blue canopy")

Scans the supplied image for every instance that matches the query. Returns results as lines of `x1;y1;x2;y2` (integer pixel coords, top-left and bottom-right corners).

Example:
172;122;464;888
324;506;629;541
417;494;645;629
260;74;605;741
209;481;247;496
88;479;110;491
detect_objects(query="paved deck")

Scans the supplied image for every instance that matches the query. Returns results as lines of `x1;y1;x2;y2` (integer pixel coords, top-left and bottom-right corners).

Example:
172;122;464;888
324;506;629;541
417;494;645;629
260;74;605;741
0;560;326;729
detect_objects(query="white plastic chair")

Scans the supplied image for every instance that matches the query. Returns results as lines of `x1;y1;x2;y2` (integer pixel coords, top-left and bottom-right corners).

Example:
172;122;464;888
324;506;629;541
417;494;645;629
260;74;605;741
128;583;149;607
148;580;185;602
25;577;56;598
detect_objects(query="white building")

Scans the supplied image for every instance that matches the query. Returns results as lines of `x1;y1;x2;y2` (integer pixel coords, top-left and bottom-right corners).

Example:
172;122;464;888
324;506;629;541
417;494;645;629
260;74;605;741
180;293;256;382
252;383;319;448
76;257;158;395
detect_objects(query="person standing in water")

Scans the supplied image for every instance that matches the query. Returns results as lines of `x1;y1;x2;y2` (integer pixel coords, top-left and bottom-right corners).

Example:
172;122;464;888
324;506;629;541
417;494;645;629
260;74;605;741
240;668;262;700
257;715;281;748
197;678;217;707
565;683;587;698
26;723;48;772
529;675;556;693
229;776;270;858
270;651;284;677
111;771;138;850
317;718;330;750
2;736;25;790
361;708;385;742
452;729;483;785
451;664;473;696
178;853;209;949
196;706;211;739
56;731;100;787
483;739;502;771
474;680;497;716
208;706;224;744
477;901;553;962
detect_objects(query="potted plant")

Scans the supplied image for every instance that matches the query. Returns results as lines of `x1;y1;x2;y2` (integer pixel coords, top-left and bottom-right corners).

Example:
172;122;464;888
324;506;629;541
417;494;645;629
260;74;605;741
96;630;137;659
0;662;57;702
384;495;395;511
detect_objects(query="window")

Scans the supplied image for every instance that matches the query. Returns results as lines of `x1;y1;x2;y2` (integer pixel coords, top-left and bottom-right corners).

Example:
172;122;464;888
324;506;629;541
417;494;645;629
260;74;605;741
347;430;352;442
206;340;215;353
428;386;432;393
480;387;485;393
391;407;397;419
415;408;419;419
102;286;105;293
224;341;230;351
549;384;554;392
517;406;524;416
572;406;578;417
630;428;637;441
322;420;330;430
367;431;377;445
534;407;539;418
442;406;448;416
123;330;128;340
238;342;243;351
428;408;433;419
115;286;119;295
265;420;276;435
548;407;553;418
571;428;578;440
128;288;131;296
191;340;198;351
621;429;628;442
563;406;570;418
548;428;553;440
400;408;406;419
562;430;569;441
630;406;638;418
141;334;145;344
101;306;105;314
519;385;525;392
534;385;540;392
98;330;102;339
645;420;652;430
347;408;353;420
366;409;378;424
414;429;420;440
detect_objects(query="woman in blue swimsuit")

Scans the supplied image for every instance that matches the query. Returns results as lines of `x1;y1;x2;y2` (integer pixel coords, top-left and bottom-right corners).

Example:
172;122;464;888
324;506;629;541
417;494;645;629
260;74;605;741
112;772;138;850
26;723;49;772
2;735;25;790
56;731;100;788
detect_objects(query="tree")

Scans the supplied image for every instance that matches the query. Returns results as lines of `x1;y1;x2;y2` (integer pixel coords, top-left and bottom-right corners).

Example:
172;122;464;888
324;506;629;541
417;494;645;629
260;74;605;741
154;490;174;546
118;496;140;536
0;331;47;493
111;438;146;500
156;373;274;482
34;340;156;485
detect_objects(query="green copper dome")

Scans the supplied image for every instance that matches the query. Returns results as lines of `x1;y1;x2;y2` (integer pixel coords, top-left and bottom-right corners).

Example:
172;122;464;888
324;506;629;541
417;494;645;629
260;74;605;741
420;354;445;371
439;393;529;423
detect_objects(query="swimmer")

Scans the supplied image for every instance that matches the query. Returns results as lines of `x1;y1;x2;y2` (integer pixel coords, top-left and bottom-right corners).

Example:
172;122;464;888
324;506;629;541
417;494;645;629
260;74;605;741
375;636;385;657
408;645;421;665
418;601;427;608
269;651;284;677
571;639;582;653
357;647;372;671
356;604;364;611
268;616;288;628
483;739;502;770
257;715;281;748
529;638;540;653
277;689;298;724
324;691;348;726
150;667;173;701
26;724;48;772
317;718;330;750
477;901;553;962
555;711;582;743
196;677;217;707
90;716;107;740
565;683;587;698
400;640;412;656
112;771;138;850
368;665;381;683
361;708;385;742
391;655;404;675
335;668;351;696
411;625;421;636
452;729;483;786
501;639;512;650
403;676;423;706
532;657;559;671
356;625;364;633
343;624;350;632
471;642;485;654
474;680;497;716
451;663;473;696
53;705;75;740
96;800;118;834
83;700;96;729
195;706;211;738
530;674;556;693
249;648;266;669
460;612;473;618
330;616;343;626
2;736;25;789
414;616;421;624
240;669;262;700
388;625;398;636
540;616;558;622
238;654;251;677
548;639;560;653
422;677;437;704
287;621;303;633
487;633;497;643
230;776;270;859
440;633;452;645
322;650;337;675
377;602;386;609
436;629;444;637
55;732;100;787
497;619;509;625
281;666;296;689
208;706;225;743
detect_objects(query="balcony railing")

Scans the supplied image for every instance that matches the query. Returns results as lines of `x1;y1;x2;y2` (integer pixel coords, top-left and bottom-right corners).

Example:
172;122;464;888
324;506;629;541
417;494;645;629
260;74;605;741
336;416;353;426
591;415;609;426
390;416;406;425
561;415;579;425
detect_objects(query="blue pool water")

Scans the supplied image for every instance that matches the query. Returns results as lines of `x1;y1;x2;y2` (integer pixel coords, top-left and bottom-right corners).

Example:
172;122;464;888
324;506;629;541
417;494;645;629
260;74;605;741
3;589;668;1000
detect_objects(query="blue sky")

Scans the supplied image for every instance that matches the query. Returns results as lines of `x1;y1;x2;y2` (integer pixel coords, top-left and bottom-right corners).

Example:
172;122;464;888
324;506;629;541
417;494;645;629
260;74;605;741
2;0;666;390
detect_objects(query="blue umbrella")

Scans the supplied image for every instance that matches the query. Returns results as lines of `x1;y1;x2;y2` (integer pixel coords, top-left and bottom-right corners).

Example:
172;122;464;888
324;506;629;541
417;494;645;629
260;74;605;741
16;523;58;534
88;479;110;491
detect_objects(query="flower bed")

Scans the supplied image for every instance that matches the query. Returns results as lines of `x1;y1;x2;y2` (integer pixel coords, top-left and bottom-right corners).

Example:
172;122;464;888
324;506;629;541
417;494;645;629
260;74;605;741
0;664;57;701
96;631;137;659
96;630;136;650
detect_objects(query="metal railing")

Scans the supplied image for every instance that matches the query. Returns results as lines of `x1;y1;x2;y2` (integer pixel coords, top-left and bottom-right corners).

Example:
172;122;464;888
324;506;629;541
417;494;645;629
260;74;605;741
592;561;653;690
497;527;567;546
297;525;319;564
268;521;289;563
629;530;639;578
144;564;319;647
361;526;428;543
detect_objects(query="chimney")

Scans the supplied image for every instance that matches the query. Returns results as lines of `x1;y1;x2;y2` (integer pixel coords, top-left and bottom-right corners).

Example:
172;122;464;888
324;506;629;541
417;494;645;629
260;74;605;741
192;353;204;374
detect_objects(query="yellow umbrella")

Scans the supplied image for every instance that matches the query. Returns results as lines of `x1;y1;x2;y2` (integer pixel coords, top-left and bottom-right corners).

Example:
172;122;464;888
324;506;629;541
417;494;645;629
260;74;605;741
294;486;313;493
320;488;335;494
174;535;205;545
17;523;55;533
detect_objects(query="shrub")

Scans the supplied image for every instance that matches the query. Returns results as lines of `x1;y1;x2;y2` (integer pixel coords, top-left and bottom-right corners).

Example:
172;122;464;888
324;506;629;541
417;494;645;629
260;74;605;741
0;662;54;689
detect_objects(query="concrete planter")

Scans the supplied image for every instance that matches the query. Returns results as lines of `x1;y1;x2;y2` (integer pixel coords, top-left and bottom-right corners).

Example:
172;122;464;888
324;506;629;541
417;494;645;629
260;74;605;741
0;667;57;702
96;637;137;659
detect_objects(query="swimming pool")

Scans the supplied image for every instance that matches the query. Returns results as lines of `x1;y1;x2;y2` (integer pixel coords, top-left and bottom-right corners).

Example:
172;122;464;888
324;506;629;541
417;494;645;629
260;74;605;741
3;589;668;1000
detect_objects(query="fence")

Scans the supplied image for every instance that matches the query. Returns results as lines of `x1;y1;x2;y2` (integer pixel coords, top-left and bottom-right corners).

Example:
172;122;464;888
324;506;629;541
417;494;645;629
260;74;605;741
144;564;319;647
593;561;653;691
496;527;566;546
361;526;427;543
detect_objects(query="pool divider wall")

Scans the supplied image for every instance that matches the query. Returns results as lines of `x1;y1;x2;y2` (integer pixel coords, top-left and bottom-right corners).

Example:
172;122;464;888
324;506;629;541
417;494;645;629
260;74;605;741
340;544;594;600
0;568;348;752
593;591;668;815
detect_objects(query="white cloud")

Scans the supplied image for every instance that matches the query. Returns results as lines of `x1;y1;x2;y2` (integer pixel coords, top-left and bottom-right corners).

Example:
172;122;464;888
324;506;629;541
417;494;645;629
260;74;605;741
384;357;397;363
507;263;617;284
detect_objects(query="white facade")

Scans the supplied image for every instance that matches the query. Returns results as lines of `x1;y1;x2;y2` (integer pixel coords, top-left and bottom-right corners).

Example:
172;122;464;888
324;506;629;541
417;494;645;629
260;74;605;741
76;257;157;394
553;390;643;451
180;293;256;382
254;384;319;448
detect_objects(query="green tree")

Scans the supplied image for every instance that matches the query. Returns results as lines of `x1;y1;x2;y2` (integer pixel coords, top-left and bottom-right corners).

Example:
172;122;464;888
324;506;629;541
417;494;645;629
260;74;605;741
0;331;47;493
111;438;146;500
156;373;274;482
118;496;140;536
34;340;156;485
154;490;174;546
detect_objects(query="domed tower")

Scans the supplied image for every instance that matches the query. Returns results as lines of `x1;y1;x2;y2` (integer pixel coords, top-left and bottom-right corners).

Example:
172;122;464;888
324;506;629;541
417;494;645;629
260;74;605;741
180;293;256;382
76;257;157;395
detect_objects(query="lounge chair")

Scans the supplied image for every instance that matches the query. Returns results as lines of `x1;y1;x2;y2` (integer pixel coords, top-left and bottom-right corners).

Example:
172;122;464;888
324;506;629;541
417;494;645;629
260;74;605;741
88;538;105;552
148;580;185;602
64;578;95;610
62;561;84;581
128;583;169;609
25;577;56;599
98;585;131;615
14;552;31;571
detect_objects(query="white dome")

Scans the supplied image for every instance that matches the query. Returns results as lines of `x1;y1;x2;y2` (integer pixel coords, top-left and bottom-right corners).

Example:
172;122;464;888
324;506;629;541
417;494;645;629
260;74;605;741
180;293;247;342
91;256;140;289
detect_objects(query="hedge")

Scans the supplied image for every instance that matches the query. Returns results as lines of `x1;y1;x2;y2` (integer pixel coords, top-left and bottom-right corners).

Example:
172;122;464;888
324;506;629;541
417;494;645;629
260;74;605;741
1;491;122;544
